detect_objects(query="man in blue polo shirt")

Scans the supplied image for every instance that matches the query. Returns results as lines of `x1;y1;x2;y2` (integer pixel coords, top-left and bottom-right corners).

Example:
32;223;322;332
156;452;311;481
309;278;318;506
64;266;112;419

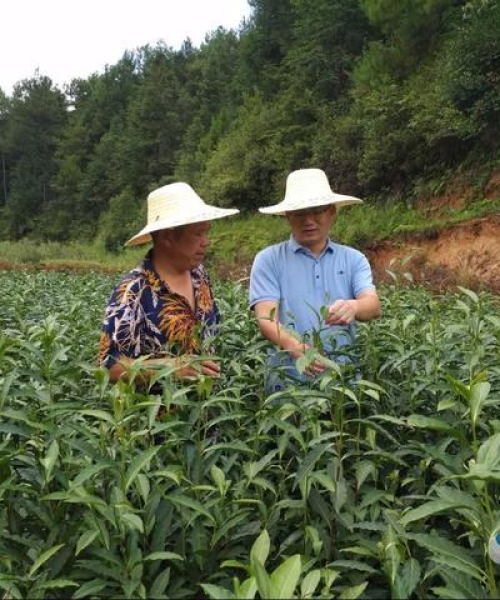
250;168;380;391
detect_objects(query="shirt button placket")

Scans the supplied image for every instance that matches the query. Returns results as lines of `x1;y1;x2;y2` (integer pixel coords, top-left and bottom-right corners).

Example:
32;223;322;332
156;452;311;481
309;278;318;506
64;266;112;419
314;261;321;286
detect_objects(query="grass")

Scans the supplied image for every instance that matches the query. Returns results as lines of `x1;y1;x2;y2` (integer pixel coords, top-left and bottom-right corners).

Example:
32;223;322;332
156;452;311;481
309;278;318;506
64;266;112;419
0;195;499;278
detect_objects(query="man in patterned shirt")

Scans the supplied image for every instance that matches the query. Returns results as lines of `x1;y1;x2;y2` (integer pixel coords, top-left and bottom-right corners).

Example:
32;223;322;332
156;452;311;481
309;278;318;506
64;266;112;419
100;182;239;383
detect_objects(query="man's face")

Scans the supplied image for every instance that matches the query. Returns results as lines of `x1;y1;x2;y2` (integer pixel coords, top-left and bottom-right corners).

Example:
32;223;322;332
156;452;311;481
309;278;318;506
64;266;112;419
285;205;336;249
158;221;211;269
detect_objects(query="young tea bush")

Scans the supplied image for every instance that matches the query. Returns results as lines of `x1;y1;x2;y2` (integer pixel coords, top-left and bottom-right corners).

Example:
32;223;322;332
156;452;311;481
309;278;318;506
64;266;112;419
0;270;499;598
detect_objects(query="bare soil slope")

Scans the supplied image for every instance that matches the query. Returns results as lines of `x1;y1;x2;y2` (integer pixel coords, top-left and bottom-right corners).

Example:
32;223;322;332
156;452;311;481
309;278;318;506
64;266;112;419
367;214;500;292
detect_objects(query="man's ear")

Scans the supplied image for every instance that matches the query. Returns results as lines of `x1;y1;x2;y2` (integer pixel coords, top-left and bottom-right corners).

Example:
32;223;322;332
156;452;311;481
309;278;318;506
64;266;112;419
152;229;171;248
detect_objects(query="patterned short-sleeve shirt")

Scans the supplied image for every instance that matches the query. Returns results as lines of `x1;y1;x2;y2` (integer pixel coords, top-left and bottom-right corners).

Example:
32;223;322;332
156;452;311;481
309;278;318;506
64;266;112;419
99;251;219;369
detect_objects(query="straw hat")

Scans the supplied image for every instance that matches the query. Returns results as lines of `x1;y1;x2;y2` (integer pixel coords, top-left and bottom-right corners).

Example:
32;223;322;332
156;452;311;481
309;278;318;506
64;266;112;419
125;182;239;246
259;168;362;215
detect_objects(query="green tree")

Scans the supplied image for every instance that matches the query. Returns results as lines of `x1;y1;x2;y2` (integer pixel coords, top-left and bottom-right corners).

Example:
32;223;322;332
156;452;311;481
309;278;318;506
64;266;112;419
285;0;374;101
97;186;142;251
445;0;500;136
51;54;140;239
4;75;67;238
0;89;9;209
121;43;195;195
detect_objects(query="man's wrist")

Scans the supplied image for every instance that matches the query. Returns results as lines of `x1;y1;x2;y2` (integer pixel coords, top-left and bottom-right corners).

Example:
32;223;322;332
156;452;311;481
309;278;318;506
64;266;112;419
282;340;307;358
347;299;358;319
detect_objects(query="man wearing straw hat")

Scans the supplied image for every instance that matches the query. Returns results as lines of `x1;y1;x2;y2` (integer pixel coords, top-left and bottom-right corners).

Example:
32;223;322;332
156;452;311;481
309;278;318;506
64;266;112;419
250;168;380;391
99;182;239;383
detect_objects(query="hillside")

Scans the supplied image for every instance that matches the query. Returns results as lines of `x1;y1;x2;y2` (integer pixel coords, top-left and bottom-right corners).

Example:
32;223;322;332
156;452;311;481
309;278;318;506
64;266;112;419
1;0;499;252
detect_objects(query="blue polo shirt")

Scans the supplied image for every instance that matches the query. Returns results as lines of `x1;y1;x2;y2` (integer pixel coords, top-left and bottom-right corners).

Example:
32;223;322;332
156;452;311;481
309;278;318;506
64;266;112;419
249;236;375;386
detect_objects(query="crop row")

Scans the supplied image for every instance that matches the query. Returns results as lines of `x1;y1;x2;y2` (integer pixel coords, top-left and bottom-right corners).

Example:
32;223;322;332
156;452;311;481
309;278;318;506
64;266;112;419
0;270;499;598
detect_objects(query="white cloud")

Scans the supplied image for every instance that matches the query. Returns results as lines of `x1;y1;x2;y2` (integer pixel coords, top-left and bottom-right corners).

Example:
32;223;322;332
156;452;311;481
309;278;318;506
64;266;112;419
1;0;251;94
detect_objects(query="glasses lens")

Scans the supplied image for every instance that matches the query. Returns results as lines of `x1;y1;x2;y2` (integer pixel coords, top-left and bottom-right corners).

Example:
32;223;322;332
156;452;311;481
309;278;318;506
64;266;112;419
291;206;328;218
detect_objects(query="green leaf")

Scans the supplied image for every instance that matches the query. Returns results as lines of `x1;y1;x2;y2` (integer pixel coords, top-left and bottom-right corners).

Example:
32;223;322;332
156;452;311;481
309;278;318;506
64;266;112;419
407;533;484;580
301;569;321;599
29;543;65;577
457;286;479;303
355;460;376;490
167;494;216;523
311;471;336;493
210;464;226;494
121;513;144;533
253;560;272;599
270;555;301;599
294;443;331;490
383;525;400;584
37;580;78;591
41;439;59;482
393;559;420;599
200;584;235;599
75;530;99;556
406;414;450;432
71;462;114;488
339;581;368;599
150;567;170;598
78;409;115;423
236;577;258;600
250;529;270;567
434;568;488;599
152;467;181;485
469;381;490;429
144;551;184;562
400;499;470;526
244;450;278;481
477;433;500;469
330;560;377;574
125;446;160;491
72;579;109;599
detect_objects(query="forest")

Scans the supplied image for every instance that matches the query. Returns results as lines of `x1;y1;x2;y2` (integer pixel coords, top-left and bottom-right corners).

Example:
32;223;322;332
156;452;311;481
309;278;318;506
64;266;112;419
0;0;499;251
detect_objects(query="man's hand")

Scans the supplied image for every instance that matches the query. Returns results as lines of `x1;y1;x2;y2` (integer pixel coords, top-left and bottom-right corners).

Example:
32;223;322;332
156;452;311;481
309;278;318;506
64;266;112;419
287;342;326;376
326;299;357;326
174;356;221;380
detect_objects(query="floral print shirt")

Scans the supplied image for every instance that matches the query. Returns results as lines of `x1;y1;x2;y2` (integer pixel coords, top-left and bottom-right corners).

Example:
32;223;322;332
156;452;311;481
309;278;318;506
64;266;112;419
99;251;219;369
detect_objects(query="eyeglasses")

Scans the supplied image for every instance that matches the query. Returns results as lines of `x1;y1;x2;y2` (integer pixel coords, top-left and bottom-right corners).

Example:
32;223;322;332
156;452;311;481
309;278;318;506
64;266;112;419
287;206;332;218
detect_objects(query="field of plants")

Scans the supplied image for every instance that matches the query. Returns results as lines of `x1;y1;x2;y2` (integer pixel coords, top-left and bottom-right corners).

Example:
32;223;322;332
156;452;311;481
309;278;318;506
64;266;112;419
0;269;500;598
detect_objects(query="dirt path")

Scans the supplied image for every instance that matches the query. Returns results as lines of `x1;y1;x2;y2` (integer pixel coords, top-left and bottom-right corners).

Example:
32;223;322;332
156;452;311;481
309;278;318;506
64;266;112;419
366;214;500;292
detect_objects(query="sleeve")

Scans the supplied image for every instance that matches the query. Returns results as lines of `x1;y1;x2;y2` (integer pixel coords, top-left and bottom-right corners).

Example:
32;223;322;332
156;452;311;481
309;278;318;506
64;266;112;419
249;248;281;309
99;280;144;369
352;252;376;298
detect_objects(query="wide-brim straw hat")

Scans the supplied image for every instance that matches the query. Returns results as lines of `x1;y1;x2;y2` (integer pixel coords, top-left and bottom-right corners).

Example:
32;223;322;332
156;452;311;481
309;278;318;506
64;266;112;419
259;168;363;215
125;182;239;246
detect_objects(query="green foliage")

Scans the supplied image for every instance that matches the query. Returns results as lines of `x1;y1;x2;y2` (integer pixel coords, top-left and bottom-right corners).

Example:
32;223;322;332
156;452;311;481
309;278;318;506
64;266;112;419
2;75;67;239
445;0;500;133
0;0;499;243
1;270;500;596
97;187;142;252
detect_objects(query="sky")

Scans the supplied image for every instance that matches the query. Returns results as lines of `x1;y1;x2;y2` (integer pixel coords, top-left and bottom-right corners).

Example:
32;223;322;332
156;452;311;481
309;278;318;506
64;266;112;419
1;0;251;95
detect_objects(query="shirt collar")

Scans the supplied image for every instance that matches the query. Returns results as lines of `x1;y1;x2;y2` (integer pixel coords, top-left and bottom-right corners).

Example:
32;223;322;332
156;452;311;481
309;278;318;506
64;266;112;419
140;249;160;279
289;235;335;256
140;249;203;289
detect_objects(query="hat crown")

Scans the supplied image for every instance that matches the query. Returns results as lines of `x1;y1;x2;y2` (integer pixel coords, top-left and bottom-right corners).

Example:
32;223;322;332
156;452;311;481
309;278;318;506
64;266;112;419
147;182;205;223
258;167;362;215
285;168;332;204
125;181;239;246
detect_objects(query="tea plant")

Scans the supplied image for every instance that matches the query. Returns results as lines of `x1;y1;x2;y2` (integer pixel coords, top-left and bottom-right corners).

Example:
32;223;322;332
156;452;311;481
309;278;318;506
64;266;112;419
0;270;499;598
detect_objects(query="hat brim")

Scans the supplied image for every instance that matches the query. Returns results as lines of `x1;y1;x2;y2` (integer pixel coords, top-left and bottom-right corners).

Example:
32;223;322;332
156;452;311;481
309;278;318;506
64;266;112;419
125;207;239;247
259;193;362;215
